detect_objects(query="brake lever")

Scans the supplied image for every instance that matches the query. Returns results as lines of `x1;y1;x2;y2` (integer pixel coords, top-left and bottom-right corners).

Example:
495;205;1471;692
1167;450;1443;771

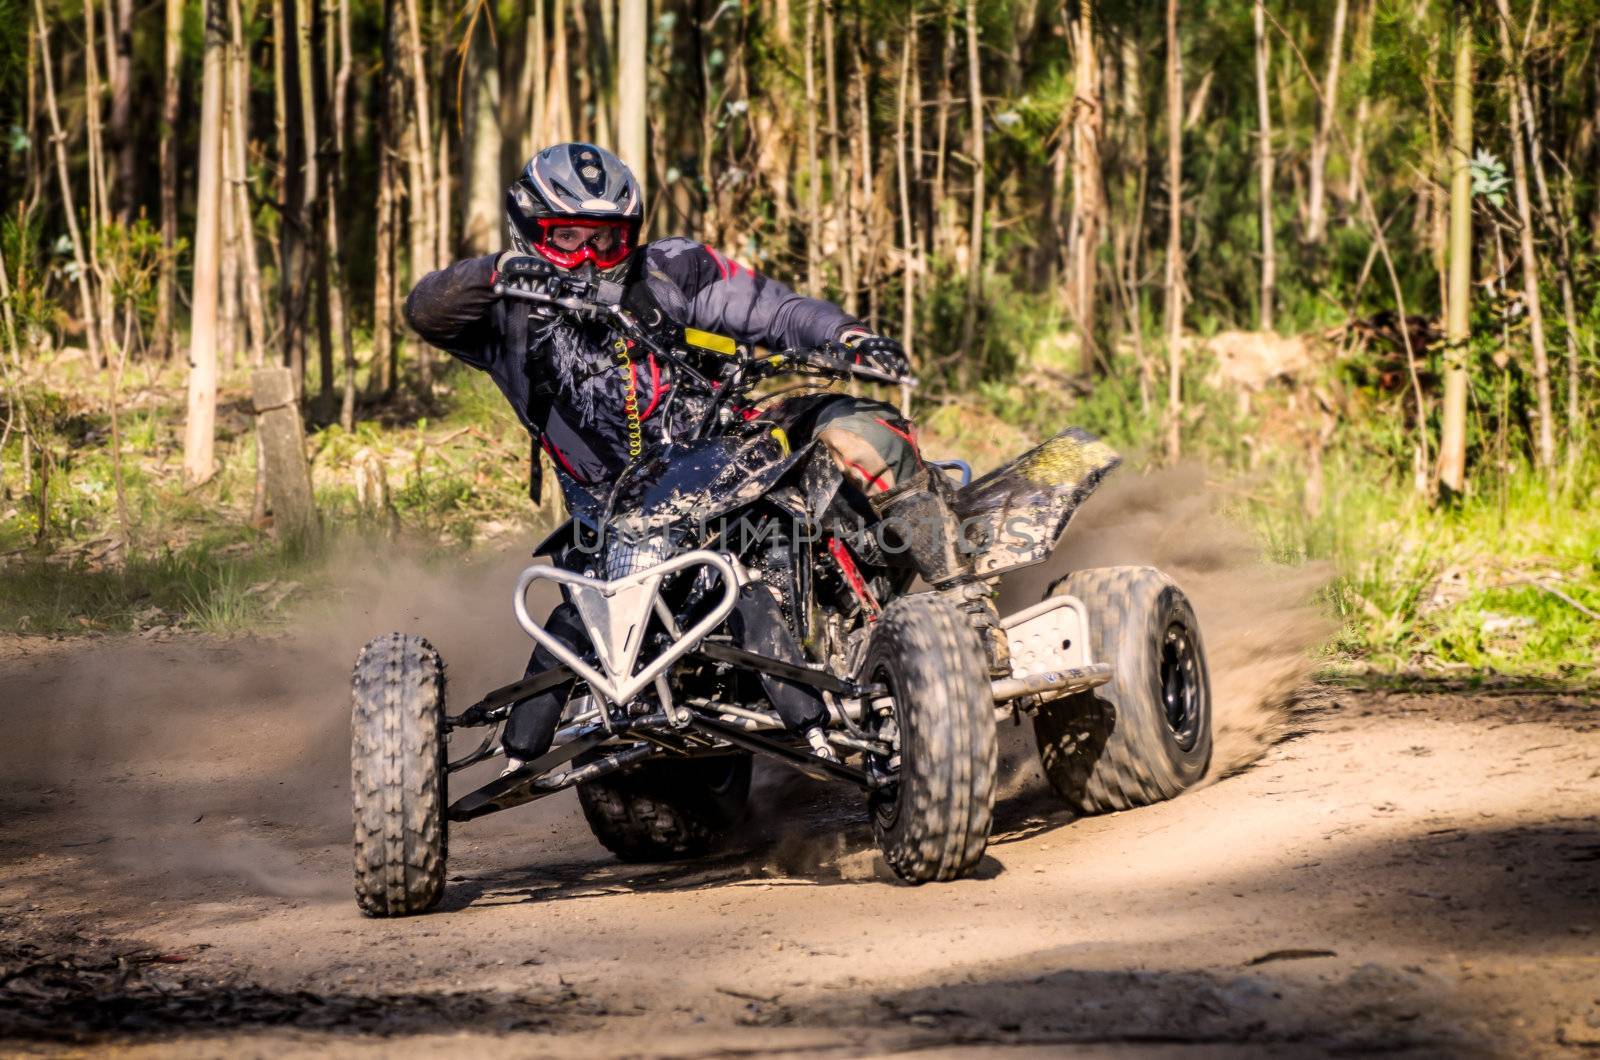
784;347;918;389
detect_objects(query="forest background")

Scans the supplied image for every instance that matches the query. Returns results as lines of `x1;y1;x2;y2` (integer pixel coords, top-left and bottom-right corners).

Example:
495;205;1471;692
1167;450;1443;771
0;0;1595;683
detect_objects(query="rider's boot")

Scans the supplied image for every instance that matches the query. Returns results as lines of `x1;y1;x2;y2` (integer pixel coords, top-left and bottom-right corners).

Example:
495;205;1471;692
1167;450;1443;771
729;584;837;765
871;469;1011;677
501;602;585;774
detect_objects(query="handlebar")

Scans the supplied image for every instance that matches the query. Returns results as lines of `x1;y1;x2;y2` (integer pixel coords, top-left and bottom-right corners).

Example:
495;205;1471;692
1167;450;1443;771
493;278;916;390
777;346;917;389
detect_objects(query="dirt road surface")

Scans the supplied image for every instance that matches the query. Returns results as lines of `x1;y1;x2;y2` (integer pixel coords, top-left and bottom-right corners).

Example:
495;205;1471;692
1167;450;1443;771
2;538;1597;1058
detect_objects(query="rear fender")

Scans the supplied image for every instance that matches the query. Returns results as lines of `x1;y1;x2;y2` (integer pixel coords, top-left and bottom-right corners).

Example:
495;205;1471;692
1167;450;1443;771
953;427;1121;578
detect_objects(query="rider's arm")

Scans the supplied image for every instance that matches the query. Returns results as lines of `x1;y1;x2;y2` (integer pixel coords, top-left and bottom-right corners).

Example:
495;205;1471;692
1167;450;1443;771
642;237;863;351
403;255;502;369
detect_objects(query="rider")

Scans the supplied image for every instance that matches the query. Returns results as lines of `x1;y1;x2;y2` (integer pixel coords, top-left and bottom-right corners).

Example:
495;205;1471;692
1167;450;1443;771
405;143;1001;768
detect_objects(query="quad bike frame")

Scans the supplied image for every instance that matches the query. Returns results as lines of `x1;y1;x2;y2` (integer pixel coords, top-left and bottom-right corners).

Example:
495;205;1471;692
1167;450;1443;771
440;550;1111;824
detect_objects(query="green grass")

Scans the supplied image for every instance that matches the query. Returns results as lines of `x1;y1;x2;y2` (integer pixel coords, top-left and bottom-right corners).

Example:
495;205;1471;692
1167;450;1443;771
0;537;323;634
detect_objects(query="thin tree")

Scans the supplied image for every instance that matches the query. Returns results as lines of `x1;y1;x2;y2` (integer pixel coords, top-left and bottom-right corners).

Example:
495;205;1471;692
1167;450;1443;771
276;0;308;393
1163;0;1185;462
1493;0;1583;464
959;0;984;367
823;0;855;312
804;0;822;293
155;0;180;361
371;0;400;398
893;6;916;384
109;0;135;219
330;0;358;428
1253;0;1276;332
1305;0;1348;245
1492;4;1556;479
1436;7;1472;494
32;0;102;369
462;9;501;254
1067;0;1104;375
617;0;648;202
228;0;267;368
184;0;228;485
403;0;438;268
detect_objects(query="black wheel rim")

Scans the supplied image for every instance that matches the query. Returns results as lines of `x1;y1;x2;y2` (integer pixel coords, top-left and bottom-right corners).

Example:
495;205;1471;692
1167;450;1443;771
1159;622;1202;752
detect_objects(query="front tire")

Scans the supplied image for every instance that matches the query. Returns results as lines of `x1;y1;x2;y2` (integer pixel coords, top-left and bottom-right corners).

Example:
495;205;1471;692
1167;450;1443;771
1033;566;1212;814
351;633;448;916
864;595;996;883
578;755;752;862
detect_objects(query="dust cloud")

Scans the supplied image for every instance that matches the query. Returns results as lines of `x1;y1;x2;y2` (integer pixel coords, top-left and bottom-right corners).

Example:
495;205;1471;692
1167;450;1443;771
0;541;546;904
1;467;1329;902
999;462;1332;785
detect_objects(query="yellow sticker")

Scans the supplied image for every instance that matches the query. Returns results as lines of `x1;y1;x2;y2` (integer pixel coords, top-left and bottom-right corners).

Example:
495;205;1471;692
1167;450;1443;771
684;328;737;356
770;427;791;456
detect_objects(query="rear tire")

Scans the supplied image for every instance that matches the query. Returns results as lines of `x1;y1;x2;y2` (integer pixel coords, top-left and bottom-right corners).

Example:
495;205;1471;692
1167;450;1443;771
1033;566;1212;814
578;755;752;862
864;595;996;883
351;633;448;916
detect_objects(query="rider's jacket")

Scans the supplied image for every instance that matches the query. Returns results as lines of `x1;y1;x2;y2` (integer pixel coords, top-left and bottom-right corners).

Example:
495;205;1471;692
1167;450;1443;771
404;237;861;494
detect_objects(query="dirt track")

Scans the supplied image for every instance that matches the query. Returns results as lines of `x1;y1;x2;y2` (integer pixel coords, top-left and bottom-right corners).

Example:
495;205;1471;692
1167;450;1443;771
1;511;1598;1057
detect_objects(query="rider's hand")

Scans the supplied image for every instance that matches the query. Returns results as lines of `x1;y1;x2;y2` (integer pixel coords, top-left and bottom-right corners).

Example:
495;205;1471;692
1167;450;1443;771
493;251;555;286
838;329;910;377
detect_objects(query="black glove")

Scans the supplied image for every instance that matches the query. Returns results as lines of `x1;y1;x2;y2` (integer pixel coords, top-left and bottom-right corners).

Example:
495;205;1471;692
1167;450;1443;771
493;251;555;286
839;330;910;376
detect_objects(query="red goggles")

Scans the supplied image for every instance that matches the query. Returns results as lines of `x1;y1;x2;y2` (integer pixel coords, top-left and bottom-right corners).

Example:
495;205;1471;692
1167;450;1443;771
529;218;634;270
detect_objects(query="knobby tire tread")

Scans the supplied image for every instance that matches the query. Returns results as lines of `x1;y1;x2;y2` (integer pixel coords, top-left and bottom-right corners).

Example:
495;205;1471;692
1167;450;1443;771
351;633;447;916
870;595;997;883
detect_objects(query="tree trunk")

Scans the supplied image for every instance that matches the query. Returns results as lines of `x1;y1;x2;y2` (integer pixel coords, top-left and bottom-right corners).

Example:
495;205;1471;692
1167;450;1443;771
932;11;953;260
220;104;241;369
1436;9;1472;495
617;0;648;199
1067;0;1103;375
545;0;572;142
295;0;334;413
109;0;135;220
1253;0;1275;332
1493;0;1583;465
1163;0;1184;463
33;0;102;369
804;0;822;293
185;0;227;485
1492;7;1556;480
522;0;548;159
1305;0;1347;245
276;0;308;394
462;10;502;254
959;0;984;367
403;0;438;267
229;0;267;368
82;0;111;239
81;0;116;362
1342;0;1373;206
1116;24;1152;412
894;7;916;379
823;0;854;312
332;0;357;428
156;0;182;361
371;0;399;399
851;41;875;329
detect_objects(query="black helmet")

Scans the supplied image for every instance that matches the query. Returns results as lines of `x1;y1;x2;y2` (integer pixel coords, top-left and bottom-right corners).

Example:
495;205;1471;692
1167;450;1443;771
506;143;643;278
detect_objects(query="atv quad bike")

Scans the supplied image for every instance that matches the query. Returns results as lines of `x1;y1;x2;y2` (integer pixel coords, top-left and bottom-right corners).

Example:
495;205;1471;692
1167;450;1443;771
350;271;1212;917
